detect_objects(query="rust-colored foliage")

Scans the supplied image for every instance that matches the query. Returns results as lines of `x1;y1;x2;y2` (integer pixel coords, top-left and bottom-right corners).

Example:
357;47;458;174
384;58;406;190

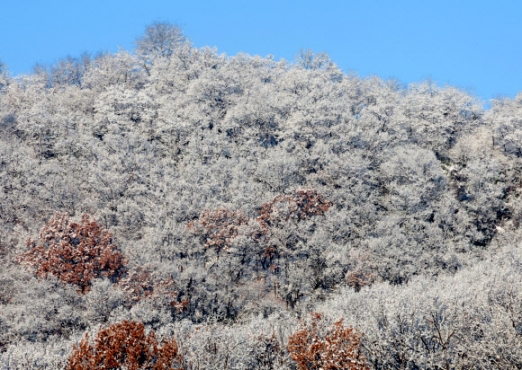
187;208;249;252
17;212;127;292
68;320;183;370
257;189;332;230
287;313;369;370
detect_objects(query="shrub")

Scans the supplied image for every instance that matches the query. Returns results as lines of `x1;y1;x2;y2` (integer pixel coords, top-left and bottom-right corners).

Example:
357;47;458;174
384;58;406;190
287;313;369;370
68;320;183;370
18;212;127;292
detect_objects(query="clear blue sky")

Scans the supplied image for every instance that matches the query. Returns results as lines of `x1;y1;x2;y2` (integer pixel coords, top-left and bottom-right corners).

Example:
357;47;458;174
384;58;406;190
1;0;521;101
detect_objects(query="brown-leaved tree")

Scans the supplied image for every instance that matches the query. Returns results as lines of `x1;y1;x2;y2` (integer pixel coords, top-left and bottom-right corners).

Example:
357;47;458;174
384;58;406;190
18;212;127;292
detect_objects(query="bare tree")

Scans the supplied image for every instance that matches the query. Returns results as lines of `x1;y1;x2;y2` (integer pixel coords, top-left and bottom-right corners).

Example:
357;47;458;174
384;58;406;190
0;59;9;90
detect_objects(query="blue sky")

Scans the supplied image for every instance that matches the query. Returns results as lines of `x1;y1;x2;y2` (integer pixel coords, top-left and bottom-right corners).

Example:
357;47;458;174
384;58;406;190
1;0;520;101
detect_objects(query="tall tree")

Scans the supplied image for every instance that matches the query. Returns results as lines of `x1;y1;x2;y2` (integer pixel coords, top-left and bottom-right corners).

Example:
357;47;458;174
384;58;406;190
135;22;187;71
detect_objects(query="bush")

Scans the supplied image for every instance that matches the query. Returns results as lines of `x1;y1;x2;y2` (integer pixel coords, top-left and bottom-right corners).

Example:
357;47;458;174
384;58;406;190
287;313;368;370
18;212;127;292
68;320;182;370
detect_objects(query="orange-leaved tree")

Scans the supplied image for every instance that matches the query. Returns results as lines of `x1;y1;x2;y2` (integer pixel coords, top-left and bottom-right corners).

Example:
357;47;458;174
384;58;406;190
68;320;183;370
287;312;369;370
17;212;127;292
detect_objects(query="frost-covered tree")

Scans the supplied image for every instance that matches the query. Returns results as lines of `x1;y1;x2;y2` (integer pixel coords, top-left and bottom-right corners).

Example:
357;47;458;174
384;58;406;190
136;22;187;72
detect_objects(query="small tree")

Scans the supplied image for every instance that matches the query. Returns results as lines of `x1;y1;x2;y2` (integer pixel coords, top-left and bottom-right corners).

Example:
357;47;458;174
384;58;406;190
68;320;183;370
18;212;127;292
287;313;369;370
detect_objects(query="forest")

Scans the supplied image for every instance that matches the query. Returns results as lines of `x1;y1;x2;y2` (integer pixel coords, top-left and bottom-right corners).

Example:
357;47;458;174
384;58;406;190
1;22;522;369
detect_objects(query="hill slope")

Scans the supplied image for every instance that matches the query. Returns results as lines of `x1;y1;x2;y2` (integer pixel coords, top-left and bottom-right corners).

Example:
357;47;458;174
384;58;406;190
2;25;522;368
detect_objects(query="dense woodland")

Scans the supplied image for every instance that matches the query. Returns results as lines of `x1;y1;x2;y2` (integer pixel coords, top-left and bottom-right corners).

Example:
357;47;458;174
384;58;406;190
2;23;522;368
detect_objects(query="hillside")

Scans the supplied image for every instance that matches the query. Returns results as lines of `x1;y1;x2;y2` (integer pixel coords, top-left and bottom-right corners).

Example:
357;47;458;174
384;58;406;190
2;23;522;369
